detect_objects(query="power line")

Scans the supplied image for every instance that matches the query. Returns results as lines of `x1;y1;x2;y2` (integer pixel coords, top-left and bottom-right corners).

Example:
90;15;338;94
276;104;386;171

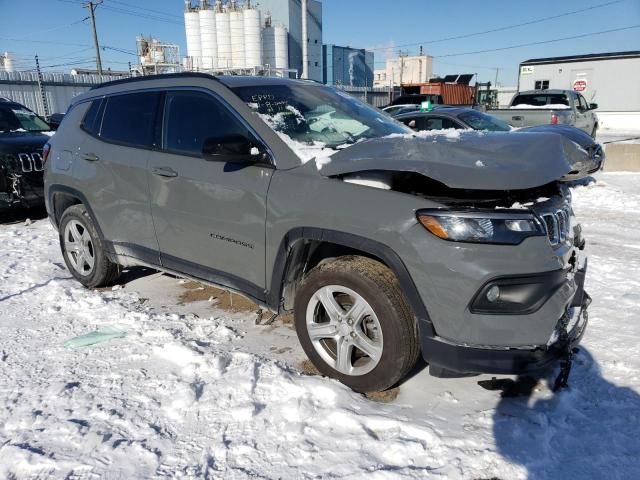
432;25;640;58
4;17;89;39
104;0;179;21
366;0;626;52
98;3;182;25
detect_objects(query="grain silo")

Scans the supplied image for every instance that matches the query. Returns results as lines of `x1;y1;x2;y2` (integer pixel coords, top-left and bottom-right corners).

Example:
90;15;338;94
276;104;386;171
184;1;202;70
198;1;217;69
215;2;232;68
229;2;246;68
263;14;288;70
273;23;289;69
243;2;262;68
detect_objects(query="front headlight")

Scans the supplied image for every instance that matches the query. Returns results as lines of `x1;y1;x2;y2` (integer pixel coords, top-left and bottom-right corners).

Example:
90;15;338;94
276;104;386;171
417;209;545;245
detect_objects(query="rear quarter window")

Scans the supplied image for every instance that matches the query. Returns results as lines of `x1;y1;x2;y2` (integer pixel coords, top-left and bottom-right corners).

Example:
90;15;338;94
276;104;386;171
80;99;103;135
99;92;160;148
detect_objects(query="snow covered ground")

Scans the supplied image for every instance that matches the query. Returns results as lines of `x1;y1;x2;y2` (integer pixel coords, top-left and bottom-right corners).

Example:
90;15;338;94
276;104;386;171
1;173;639;479
597;129;640;146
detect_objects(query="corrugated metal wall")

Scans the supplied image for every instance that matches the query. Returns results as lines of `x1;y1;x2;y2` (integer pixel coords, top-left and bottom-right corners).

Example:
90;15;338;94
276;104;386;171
337;85;393;108
518;56;640;112
0;71;124;115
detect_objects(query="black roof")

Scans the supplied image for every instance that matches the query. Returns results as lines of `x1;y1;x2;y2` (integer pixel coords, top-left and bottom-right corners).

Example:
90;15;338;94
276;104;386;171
394;106;476;119
91;72;317;91
521;50;640;66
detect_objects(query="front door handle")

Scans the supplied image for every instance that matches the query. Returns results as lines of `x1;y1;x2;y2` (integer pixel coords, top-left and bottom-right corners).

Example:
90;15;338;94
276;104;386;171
81;152;99;162
152;166;178;178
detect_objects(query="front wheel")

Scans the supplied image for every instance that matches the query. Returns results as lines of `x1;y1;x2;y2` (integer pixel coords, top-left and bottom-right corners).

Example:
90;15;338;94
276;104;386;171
294;256;420;392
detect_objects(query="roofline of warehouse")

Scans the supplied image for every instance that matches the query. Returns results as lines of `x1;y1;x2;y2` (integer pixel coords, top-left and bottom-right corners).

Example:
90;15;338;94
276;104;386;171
521;50;640;66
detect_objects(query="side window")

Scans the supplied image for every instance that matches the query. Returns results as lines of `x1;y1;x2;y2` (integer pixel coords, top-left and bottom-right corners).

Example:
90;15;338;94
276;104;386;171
534;80;550;90
572;94;582;111
426;117;456;130
578;94;589;111
162;90;249;157
441;118;463;130
80;99;103;135
400;116;418;129
100;92;160;148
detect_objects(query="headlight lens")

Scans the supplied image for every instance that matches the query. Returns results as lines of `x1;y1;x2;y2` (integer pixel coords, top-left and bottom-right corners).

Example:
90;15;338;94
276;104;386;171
417;209;545;245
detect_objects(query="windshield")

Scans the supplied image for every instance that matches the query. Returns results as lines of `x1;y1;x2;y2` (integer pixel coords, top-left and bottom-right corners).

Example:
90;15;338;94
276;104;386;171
231;83;410;150
0;105;51;133
458;111;511;132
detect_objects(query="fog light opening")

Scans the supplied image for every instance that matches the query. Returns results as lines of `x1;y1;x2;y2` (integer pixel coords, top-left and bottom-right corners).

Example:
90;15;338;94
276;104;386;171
486;285;501;303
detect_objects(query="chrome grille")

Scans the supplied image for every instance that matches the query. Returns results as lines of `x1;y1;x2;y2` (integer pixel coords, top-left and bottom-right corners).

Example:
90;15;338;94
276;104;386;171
541;207;571;246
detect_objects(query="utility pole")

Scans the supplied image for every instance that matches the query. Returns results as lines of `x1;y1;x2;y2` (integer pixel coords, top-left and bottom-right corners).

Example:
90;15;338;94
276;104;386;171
301;0;308;79
398;50;408;88
34;55;50;117
85;1;103;75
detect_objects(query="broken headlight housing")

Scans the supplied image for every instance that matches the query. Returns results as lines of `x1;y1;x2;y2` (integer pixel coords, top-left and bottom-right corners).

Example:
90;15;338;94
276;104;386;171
417;209;546;245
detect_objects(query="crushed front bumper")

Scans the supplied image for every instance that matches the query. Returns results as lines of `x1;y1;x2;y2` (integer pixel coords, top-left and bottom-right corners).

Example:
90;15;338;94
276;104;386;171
421;263;590;375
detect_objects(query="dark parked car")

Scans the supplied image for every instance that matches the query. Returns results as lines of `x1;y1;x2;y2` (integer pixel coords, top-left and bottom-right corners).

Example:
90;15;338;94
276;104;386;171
0;98;52;213
396;107;512;132
46;113;65;130
389;94;443;107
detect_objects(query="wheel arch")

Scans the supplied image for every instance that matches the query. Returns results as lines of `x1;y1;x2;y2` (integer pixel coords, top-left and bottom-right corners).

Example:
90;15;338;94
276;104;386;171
47;185;107;243
268;227;435;337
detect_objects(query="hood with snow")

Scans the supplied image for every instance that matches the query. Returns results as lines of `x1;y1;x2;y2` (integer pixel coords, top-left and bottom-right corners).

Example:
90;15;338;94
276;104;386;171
319;128;603;191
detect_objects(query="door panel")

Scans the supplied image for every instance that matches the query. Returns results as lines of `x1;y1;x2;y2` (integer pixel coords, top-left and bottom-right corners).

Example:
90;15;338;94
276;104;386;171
77;94;160;256
148;90;272;292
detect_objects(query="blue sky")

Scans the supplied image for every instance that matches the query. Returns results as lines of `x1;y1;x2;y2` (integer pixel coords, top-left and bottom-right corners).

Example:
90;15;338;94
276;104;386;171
1;0;638;85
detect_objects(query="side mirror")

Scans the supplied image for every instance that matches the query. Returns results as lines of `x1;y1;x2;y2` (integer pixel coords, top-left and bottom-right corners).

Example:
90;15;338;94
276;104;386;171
589;103;598;110
202;134;264;163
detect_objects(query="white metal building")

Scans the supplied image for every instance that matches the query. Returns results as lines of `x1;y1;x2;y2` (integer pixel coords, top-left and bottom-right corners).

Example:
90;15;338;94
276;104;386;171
373;55;433;87
518;51;640;130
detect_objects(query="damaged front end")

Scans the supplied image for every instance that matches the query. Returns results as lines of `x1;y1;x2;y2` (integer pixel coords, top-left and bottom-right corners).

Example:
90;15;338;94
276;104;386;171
322;128;598;381
0;148;46;213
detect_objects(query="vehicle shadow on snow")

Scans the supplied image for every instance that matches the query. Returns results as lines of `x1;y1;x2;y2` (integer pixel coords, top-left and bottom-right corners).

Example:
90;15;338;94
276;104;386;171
0;205;48;225
488;348;640;478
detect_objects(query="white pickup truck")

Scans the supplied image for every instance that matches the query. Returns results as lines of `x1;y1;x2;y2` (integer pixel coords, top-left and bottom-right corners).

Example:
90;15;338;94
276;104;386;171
489;89;599;138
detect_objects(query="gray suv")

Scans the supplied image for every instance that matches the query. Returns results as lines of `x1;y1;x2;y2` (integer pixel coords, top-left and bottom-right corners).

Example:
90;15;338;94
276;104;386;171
44;73;599;392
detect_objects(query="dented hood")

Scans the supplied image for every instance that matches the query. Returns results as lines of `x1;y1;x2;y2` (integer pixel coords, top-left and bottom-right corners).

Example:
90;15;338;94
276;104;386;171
320;129;603;190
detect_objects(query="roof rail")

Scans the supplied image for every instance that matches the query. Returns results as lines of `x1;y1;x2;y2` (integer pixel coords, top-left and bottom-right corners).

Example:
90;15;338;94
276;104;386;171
90;72;218;90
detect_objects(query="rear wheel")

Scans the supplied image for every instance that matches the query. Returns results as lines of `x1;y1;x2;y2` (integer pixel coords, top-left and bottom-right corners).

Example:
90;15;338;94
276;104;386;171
59;205;120;288
294;256;420;392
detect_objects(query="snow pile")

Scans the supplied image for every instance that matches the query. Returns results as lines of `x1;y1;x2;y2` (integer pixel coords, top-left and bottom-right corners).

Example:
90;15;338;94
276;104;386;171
0;174;639;478
255;110;335;170
510;104;570;109
387;128;472;142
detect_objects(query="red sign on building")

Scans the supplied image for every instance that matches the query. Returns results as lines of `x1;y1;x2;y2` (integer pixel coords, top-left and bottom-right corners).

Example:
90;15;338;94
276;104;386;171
573;79;588;92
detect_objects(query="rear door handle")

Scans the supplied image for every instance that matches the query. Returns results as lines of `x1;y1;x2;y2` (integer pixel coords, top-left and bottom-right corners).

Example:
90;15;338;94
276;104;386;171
152;166;178;178
81;152;99;162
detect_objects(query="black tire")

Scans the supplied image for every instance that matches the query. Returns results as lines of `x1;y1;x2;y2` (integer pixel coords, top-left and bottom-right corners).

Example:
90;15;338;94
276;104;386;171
591;125;598;139
59;204;120;288
294;256;420;392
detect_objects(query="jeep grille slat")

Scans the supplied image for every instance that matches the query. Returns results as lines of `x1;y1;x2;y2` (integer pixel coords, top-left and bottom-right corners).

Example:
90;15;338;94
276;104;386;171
541;207;571;246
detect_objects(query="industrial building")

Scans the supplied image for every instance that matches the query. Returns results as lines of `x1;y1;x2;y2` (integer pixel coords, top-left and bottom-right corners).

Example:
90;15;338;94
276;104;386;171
135;36;182;75
1;52;15;73
257;0;323;81
518;51;640;130
183;0;322;80
373;54;433;87
322;45;374;87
